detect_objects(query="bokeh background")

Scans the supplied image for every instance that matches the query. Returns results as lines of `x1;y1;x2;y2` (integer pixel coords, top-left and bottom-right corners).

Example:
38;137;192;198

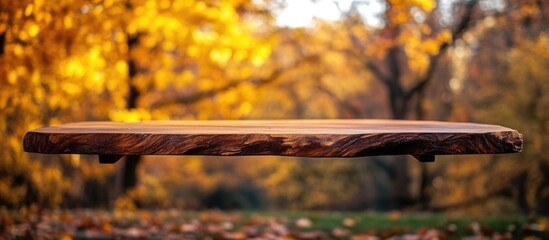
1;0;548;216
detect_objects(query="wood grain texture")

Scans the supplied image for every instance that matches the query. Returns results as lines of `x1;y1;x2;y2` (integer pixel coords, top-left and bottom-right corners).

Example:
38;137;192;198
23;120;523;162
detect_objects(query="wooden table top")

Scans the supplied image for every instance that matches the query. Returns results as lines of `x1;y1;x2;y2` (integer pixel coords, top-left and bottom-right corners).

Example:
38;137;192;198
23;120;523;163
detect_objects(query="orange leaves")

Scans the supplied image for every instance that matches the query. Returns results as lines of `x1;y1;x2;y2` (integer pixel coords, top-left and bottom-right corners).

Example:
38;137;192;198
63;59;86;78
6;70;17;85
397;26;451;75
24;3;34;17
388;0;435;12
372;0;452;77
210;47;233;65
250;44;271;66
109;108;152;122
422;31;451;55
17;21;41;41
364;38;394;58
27;23;40;37
386;0;436;25
109;0;276;121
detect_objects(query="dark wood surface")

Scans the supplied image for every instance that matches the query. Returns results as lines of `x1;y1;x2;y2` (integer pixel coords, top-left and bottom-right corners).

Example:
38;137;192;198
23;120;523;163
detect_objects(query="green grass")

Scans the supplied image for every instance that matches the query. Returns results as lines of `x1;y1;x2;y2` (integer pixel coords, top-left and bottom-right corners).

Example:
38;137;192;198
3;209;548;239
231;211;548;239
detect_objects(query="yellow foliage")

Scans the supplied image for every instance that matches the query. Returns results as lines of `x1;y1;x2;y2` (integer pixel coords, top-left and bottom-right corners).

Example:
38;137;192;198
0;0;494;210
27;23;40;37
7;71;17;84
210;47;233;65
251;45;271;66
0;0;274;207
386;0;436;25
109;108;152;122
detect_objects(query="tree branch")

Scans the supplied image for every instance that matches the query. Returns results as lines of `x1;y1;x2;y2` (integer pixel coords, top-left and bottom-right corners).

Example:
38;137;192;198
149;70;281;109
386;46;402;84
150;55;320;108
365;61;390;84
405;0;478;101
341;35;391;84
316;83;362;117
342;21;391;85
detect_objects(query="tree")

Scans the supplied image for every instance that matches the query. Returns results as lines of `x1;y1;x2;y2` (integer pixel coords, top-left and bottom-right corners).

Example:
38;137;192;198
301;0;479;208
2;0;546;212
430;0;549;214
0;0;277;206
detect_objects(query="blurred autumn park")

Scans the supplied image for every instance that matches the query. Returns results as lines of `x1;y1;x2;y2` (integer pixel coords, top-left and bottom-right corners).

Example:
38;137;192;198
1;0;549;219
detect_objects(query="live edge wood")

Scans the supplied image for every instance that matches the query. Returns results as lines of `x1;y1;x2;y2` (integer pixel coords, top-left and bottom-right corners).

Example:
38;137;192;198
23;120;523;164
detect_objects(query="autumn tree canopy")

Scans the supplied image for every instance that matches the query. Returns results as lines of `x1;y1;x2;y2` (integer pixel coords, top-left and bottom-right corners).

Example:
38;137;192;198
1;0;548;214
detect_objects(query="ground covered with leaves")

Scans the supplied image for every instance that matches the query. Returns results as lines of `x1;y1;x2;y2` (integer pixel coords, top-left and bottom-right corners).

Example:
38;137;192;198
0;208;547;240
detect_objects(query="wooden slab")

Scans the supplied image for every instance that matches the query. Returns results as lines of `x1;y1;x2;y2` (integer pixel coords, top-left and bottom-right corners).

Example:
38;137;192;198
23;120;523;163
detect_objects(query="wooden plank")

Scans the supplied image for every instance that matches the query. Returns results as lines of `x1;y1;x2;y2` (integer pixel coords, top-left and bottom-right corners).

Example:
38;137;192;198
23;120;523;163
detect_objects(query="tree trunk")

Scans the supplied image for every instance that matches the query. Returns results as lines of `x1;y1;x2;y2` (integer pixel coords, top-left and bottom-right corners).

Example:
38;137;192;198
414;90;432;210
122;155;141;193
388;99;412;209
384;45;413;209
386;81;412;208
537;162;549;214
419;164;431;209
120;33;141;195
0;31;6;55
515;172;530;214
